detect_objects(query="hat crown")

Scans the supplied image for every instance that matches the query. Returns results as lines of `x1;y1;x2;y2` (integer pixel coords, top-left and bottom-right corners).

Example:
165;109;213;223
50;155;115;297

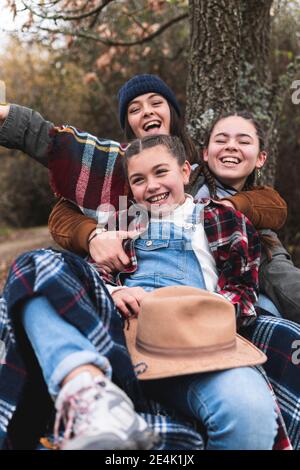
136;287;236;357
125;286;267;380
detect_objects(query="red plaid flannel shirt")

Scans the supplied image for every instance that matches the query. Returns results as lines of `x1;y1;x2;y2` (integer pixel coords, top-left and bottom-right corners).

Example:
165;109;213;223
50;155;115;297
95;201;261;329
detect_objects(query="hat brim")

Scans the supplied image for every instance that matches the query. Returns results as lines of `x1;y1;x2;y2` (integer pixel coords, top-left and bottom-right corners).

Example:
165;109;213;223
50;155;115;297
125;318;267;380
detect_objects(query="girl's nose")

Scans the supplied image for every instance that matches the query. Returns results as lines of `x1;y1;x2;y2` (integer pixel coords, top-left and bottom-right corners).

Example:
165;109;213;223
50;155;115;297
225;140;238;151
143;104;154;116
147;179;160;192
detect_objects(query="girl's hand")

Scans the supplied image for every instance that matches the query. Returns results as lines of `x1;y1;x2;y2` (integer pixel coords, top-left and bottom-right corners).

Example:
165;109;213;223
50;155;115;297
111;287;148;318
0;105;10;125
88;229;140;273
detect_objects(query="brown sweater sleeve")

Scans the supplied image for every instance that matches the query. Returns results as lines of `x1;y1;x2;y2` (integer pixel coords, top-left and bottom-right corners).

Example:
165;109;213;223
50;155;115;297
48;198;96;255
50;186;287;254
222;186;287;230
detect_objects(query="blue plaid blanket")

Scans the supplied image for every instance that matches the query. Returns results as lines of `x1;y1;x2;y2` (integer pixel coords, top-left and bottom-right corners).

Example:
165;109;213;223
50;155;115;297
0;249;296;450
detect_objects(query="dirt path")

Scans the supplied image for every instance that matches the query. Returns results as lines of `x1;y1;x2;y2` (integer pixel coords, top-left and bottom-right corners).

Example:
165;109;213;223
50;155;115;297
0;226;56;290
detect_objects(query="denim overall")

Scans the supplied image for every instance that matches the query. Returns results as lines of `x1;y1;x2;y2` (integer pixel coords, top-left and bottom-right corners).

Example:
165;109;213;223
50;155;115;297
20;203;278;449
124;204;207;291
123;204;278;450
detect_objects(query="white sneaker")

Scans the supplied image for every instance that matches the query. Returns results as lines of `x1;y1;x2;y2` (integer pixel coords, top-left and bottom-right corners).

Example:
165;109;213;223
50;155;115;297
54;371;157;450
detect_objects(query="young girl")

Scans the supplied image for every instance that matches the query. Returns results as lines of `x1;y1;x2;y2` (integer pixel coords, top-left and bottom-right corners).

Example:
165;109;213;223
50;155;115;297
46;109;297;323
6;134;281;450
189;110;299;322
0;77;295;450
98;133;278;450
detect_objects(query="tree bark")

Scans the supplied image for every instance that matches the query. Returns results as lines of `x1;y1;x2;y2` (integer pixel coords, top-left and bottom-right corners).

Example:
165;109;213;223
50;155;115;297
237;0;276;184
240;0;273;83
185;0;281;185
186;0;242;145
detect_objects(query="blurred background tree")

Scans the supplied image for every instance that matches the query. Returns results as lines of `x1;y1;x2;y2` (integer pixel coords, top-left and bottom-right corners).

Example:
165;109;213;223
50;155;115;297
1;0;299;263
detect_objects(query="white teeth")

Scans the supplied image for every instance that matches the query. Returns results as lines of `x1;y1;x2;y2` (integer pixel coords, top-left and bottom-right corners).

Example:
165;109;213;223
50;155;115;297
148;192;168;202
144;121;161;131
220;157;240;164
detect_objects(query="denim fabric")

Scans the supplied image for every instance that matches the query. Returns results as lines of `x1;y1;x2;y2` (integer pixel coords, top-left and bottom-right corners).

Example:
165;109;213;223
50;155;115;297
20;212;278;449
257;294;282;317
124;206;206;291
1;248;293;449
142;367;278;450
125;211;278;449
22;296;111;396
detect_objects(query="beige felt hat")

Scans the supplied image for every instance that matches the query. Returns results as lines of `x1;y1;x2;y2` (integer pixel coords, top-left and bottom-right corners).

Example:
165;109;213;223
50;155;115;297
125;286;267;380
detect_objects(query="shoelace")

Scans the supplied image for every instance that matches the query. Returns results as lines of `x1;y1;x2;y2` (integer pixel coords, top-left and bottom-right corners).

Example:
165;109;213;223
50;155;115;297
54;382;104;447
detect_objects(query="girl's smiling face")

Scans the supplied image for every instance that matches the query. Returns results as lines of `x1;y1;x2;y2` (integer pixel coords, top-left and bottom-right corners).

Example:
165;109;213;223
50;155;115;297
127;144;191;214
203;115;267;191
127;93;171;139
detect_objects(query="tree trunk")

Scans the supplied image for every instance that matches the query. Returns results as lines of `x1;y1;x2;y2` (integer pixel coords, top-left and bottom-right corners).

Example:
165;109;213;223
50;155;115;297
239;0;273;83
185;0;242;143
186;0;280;185
237;0;276;185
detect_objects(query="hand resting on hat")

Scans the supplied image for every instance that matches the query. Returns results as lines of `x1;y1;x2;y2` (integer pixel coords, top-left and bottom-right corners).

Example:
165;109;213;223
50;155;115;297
111;287;148;319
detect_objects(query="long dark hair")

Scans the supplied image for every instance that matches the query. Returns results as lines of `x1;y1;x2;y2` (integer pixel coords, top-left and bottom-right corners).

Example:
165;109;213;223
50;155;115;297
187;110;267;197
191;111;278;250
124;103;198;165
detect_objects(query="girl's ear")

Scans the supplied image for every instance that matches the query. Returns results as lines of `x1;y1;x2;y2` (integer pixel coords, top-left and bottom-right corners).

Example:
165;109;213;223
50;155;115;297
256;150;267;169
203;148;209;162
182;160;191;185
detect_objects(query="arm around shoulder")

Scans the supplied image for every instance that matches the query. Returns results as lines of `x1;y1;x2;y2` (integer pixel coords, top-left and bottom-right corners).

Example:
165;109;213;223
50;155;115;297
222;186;287;230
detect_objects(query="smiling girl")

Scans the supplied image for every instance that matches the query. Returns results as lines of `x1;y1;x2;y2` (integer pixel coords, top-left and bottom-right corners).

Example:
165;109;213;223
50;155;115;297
186;111;300;324
100;134;278;450
0;79;297;450
202;114;266;192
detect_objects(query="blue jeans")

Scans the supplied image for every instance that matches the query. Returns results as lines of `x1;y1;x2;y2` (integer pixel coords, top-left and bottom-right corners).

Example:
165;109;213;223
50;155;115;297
21;296;111;397
257;294;282;317
142;367;278;450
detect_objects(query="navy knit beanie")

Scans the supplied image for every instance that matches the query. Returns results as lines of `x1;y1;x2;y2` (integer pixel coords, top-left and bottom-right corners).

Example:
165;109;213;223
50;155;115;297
118;74;181;129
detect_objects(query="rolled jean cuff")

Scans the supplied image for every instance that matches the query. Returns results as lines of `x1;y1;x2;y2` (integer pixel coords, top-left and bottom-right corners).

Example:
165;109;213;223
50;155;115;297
49;350;112;397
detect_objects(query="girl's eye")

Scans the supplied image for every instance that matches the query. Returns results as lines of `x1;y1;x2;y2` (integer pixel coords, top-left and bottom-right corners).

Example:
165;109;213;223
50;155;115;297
215;139;226;144
156;169;168;175
151;101;163;106
129;107;140;114
132;178;143;185
239;141;251;145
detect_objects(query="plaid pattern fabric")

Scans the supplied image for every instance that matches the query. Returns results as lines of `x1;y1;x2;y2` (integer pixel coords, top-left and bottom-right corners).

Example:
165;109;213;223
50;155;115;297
48;127;260;323
99;202;261;326
0;249;293;450
0;113;295;449
243;316;300;449
48;126;130;216
0;249;203;450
